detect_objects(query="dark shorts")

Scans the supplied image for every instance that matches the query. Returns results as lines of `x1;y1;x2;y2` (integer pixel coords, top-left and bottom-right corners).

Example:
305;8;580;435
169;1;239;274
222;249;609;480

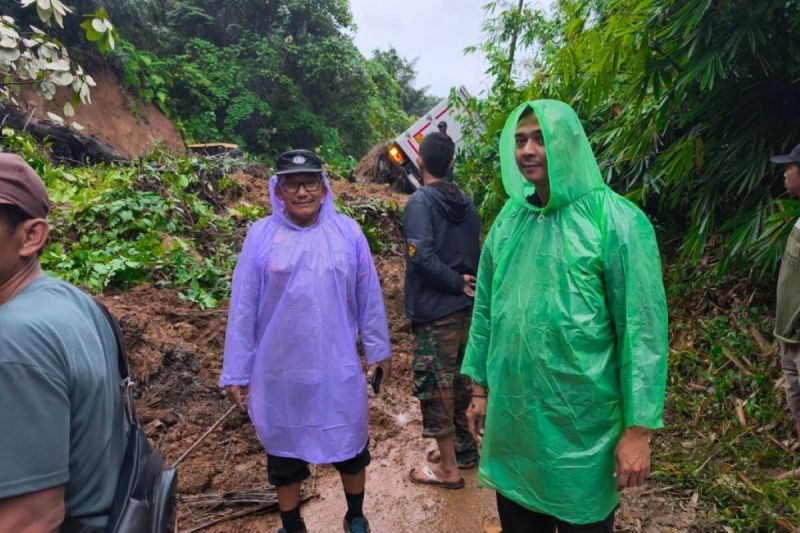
411;308;476;453
496;493;615;533
266;441;371;487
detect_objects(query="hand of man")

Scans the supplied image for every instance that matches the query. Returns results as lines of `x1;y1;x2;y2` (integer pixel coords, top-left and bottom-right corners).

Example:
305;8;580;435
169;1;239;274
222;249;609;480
467;396;487;443
463;274;476;298
367;358;393;383
225;385;249;411
614;426;651;490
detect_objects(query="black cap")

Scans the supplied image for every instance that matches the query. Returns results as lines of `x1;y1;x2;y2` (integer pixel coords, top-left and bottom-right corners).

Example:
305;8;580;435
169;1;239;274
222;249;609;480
275;149;323;175
437;121;447;129
770;144;800;164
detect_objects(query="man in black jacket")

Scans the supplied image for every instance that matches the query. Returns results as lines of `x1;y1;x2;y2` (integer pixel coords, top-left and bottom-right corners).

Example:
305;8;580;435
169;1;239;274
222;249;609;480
404;132;481;489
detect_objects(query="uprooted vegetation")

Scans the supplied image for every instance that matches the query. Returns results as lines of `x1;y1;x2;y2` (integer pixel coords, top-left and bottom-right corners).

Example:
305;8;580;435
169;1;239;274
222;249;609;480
0;129;403;308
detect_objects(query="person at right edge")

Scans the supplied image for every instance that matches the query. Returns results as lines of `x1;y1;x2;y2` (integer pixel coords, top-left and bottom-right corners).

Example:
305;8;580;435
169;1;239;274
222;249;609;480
771;143;800;443
461;100;669;531
403;132;481;490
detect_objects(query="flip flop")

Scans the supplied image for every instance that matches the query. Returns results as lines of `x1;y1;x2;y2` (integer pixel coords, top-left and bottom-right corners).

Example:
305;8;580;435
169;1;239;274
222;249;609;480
408;466;465;489
426;449;479;469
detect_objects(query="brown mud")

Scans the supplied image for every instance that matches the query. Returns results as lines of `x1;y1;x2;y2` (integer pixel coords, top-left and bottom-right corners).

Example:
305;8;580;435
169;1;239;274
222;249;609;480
99;176;704;532
21;66;185;158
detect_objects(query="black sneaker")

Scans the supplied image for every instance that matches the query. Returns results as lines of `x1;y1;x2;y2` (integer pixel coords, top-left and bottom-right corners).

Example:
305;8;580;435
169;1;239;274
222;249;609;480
343;515;370;533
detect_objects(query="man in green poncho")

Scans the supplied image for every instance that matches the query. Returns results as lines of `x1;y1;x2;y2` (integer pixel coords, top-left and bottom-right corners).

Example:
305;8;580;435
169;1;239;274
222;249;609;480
461;100;668;531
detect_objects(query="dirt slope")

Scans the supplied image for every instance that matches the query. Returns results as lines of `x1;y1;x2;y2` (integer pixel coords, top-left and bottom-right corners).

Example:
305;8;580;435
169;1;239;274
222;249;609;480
21;66;184;159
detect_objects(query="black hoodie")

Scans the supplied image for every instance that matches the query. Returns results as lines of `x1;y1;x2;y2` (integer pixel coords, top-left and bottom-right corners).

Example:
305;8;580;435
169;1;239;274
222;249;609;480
402;181;481;324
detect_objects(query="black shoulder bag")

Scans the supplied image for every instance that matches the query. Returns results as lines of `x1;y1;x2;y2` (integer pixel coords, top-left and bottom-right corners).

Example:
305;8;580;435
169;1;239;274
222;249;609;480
62;303;178;533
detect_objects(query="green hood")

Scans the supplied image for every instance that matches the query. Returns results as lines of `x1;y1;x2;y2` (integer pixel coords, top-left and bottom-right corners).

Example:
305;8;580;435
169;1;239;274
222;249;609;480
500;99;605;213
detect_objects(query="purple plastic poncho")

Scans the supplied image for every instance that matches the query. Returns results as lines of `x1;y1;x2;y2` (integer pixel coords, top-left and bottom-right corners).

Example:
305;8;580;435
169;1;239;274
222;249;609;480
220;174;391;463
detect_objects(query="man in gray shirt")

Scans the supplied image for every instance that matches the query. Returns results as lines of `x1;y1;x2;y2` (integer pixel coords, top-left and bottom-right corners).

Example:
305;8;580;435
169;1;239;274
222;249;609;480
0;153;127;531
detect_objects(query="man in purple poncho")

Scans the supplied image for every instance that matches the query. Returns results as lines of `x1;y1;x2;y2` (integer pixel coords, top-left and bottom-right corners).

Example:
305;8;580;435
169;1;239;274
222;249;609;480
220;149;392;533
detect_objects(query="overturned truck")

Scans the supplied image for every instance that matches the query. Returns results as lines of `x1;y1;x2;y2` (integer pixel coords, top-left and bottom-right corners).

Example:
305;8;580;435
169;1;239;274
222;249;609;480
355;87;470;193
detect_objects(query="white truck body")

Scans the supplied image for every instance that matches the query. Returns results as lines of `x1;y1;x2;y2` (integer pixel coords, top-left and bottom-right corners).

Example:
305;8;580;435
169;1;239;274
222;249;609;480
387;86;470;189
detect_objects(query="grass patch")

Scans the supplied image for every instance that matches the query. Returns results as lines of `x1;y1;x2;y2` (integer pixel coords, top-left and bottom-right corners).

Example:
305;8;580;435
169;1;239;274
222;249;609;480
655;261;800;529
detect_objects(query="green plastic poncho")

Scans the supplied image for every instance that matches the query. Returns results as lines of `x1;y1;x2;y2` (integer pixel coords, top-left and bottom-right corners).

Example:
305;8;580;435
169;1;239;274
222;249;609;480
461;100;668;524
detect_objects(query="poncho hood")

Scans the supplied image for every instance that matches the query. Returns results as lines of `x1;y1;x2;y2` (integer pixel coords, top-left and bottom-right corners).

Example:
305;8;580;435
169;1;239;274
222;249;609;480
268;172;335;228
426;182;471;223
500;99;605;213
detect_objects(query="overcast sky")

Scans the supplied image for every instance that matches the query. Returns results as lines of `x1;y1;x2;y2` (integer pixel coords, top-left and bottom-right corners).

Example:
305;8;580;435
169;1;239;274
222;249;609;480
348;0;553;99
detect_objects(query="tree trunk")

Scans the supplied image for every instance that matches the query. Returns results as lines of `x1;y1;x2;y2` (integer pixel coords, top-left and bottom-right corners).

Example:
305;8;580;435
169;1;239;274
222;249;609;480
0;104;126;164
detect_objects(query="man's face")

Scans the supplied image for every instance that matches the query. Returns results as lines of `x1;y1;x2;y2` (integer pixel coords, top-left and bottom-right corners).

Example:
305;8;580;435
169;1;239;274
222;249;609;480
0;217;18;285
785;164;800;197
275;173;325;226
0;215;41;286
515;112;549;187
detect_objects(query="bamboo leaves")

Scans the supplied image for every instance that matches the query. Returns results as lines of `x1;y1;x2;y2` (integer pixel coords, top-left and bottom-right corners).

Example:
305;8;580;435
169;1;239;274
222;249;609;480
462;0;800;274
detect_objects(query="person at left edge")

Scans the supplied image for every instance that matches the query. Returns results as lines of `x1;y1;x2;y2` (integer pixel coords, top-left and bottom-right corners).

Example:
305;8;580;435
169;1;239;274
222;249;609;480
220;149;392;533
0;153;127;532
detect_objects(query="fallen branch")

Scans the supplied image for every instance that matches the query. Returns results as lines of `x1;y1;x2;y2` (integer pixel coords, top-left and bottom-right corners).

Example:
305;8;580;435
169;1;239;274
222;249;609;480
0;103;126;163
734;398;747;427
184;503;273;533
182;489;315;532
182;489;280;508
767;434;793;454
721;346;753;377
747;321;774;355
694;450;716;474
171;405;237;468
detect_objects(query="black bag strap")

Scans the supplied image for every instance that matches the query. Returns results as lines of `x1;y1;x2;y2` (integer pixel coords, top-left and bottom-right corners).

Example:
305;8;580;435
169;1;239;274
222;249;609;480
94;299;138;426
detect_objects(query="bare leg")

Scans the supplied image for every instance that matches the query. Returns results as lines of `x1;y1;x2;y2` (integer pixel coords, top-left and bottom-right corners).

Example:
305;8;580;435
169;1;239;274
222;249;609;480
277;482;302;512
340;468;366;494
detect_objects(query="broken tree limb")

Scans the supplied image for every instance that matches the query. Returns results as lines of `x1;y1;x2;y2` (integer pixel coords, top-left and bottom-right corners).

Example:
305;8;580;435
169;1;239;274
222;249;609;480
184;503;273;533
767;434;793;454
734;398;747;427
747;321;774;356
182;490;315;532
181;490;277;508
721;346;753;377
0;103;127;163
171;405;237;468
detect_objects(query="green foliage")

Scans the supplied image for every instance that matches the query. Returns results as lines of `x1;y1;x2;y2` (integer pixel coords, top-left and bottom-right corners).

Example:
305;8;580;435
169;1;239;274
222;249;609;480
73;0;433;163
78;7;117;53
112;41;171;113
0;0;115;125
335;197;402;255
370;47;440;117
459;0;800;274
659;265;799;528
0;128;396;307
0;129;265;308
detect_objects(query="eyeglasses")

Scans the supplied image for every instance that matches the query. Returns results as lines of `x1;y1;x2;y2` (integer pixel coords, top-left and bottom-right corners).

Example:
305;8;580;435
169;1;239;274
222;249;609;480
279;178;322;194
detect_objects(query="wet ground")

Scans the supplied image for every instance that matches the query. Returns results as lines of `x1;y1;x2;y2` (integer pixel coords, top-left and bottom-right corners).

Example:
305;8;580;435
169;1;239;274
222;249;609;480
99;177;705;532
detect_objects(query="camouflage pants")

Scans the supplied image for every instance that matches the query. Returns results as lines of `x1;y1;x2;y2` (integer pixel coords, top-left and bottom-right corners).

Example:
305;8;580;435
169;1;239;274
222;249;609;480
412;308;477;454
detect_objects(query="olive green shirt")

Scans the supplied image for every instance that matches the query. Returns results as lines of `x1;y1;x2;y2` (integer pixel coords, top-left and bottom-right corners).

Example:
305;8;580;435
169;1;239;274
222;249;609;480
776;219;800;342
0;276;127;528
